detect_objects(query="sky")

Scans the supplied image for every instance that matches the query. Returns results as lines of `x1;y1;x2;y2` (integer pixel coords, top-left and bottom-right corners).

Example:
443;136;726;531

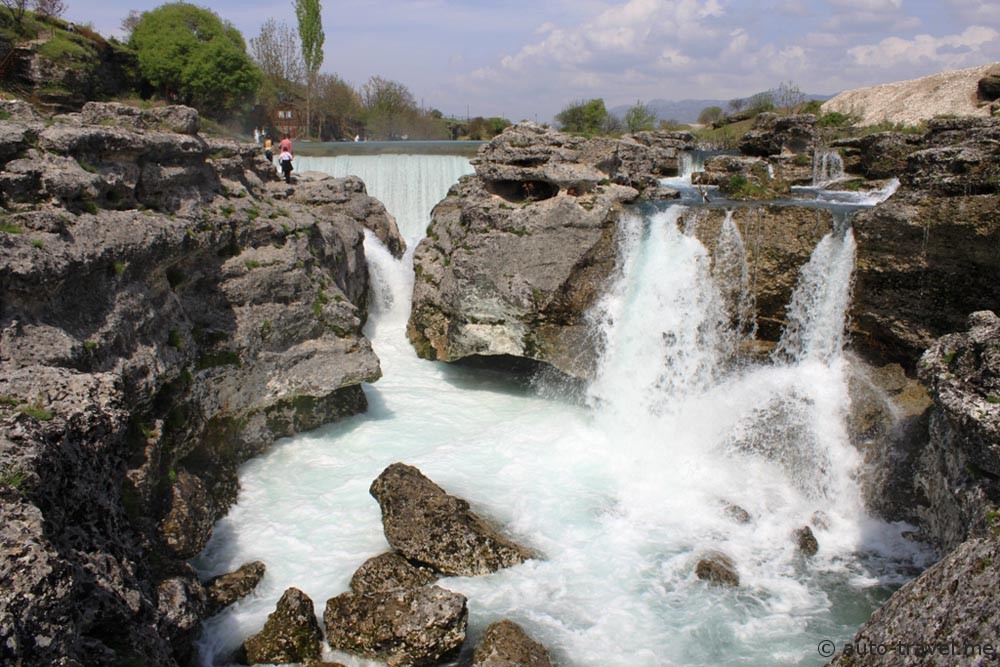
67;0;1000;122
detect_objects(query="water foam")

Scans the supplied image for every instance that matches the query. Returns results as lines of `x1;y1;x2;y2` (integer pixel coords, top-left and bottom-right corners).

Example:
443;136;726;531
194;155;931;667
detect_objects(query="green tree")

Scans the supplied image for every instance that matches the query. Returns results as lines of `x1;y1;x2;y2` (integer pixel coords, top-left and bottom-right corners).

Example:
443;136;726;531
774;81;805;112
624;100;657;133
361;75;416;139
250;18;304;123
313;72;360;139
294;0;324;138
555;98;609;136
697;106;724;124
131;3;260;117
1;0;29;26
746;91;775;114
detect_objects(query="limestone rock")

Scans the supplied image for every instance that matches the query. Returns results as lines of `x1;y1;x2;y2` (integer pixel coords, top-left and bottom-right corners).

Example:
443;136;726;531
323;585;468;667
159;469;214;560
243;587;323;665
795;526;819;556
904;117;1000;196
913;311;1000;550
832;132;923;180
370;463;533;576
738;113;818;156
472;619;553;667
205;561;266;615
724;504;752;524
350;552;439;594
696;552;740;587
156;576;207;655
826;535;1000;667
692;154;790;199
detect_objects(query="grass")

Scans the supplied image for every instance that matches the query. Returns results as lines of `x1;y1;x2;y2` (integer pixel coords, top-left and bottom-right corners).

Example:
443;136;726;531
693;117;755;148
114;261;126;276
167;329;183;349
986;395;1000;405
31;239;44;248
244;259;261;270
195;350;241;370
83;340;99;351
77;159;98;174
0;221;23;234
19;403;53;421
0;465;28;489
220;205;235;219
0;110;10;121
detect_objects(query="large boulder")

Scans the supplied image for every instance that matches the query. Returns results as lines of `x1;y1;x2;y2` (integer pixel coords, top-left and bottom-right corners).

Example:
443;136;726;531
324;585;468;667
204;561;266;615
903;117;1000;196
369;463;533;576
472;620;553;667
350;552;439;594
242;587;323;665
914;311;1000;550
158;468;214;560
739;113;818;156
826;535;1000;667
695;552;740;587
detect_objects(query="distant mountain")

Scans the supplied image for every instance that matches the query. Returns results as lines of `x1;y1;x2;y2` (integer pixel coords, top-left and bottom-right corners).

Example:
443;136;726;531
610;93;834;124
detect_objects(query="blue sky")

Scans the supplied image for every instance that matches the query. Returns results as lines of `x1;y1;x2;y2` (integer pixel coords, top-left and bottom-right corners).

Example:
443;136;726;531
68;0;1000;121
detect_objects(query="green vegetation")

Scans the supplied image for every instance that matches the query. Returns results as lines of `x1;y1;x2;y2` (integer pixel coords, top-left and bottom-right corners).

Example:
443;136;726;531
0;220;23;234
697;106;724;124
83;340;99;351
114;261;127;276
244;259;261;270
0;464;28;489
130;2;260;117
624;100;657;133
195;350;241;370
295;0;324;138
31;239;44;248
0;110;10;121
167;328;183;349
986;395;1000;405
556;98;618;136
220;204;235;218
19;398;53;421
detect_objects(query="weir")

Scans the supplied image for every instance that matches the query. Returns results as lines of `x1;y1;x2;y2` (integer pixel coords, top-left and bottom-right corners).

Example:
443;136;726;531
195;152;930;666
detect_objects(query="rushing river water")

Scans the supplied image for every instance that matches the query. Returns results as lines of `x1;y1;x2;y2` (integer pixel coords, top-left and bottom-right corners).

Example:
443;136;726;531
195;153;931;666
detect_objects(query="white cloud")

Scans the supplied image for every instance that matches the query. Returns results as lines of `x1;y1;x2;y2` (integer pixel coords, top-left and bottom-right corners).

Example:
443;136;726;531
944;0;1000;22
848;25;999;67
827;0;902;9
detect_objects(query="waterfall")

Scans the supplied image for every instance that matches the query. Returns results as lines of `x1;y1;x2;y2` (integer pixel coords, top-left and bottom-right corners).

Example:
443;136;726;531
812;150;845;186
195;153;930;667
773;220;857;363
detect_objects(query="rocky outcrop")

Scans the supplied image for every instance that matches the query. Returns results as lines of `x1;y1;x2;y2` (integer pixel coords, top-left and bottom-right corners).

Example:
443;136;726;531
832;132;923;180
370;463;533;576
205;561;266;615
695;552;740;587
821;63;1000;127
692;154;790;199
0;103;388;665
826;535;1000;667
408;124;645;377
349;552;438;594
911;312;1000;551
738;113;818;156
795;526;819;556
472;620;553;667
242;587;323;665
324;585;468;667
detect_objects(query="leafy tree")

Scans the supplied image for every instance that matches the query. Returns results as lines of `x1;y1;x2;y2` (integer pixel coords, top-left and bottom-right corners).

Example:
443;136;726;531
33;0;66;19
624;100;657;132
313;72;360;139
250;18;303;121
728;97;745;113
697;106;724;124
1;0;29;26
131;3;260;117
361;75;416;139
746;91;775;114
555;98;609;136
120;9;141;38
294;0;324;138
658;118;689;131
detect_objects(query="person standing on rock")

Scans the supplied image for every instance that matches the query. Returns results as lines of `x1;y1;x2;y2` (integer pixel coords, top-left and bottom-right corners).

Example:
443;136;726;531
279;134;293;156
264;134;274;163
279;146;294;184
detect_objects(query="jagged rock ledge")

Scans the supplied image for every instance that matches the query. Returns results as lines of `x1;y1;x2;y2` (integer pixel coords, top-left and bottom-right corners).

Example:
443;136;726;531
0;101;400;665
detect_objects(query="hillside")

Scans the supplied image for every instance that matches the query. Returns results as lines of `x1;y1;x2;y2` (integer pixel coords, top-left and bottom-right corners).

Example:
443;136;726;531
610;93;832;124
822;62;1000;127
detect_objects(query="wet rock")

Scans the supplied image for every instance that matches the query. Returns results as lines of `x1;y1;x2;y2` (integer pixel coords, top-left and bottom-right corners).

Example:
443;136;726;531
826;535;1000;667
350;552;439;594
159;469;214;560
692;154;790;199
370;463;533;576
810;511;831;531
832;132;923;180
205;561;266;615
156;575;207;658
323;585;468;667
243;587;323;665
695;552;740;587
795;526;819;556
724;504;752;524
739;113;818;157
913;311;1000;550
472;619;553;667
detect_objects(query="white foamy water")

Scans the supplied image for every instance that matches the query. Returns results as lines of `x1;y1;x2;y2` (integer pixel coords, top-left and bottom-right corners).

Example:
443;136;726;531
195;155;931;667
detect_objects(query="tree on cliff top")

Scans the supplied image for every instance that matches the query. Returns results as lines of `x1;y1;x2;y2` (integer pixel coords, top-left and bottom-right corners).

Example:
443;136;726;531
294;0;324;138
250;18;304;122
130;3;260;117
625;100;657;132
556;98;611;136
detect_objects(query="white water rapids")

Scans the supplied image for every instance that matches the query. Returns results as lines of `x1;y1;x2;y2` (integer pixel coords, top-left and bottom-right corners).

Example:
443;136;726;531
195;154;931;666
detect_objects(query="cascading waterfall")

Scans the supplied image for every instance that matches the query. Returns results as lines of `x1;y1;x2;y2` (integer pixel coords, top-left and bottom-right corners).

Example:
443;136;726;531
713;210;757;345
812;150;845;186
195;152;930;667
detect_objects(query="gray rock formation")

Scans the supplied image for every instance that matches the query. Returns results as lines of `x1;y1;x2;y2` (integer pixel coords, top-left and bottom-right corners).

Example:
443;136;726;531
472;619;553;667
350;552;439;594
795;526;819;556
0;103;388;665
695;552;740;587
738;113;818;156
242;587;323;665
324;585;468;667
913;312;1000;551
826;535;1000;667
692;154;790;199
369;463;533;576
205;561;266;616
